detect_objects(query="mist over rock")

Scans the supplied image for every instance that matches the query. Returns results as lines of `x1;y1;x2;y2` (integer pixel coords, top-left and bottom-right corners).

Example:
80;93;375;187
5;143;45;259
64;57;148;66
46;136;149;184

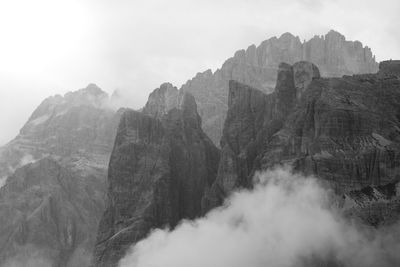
182;30;379;146
142;83;180;118
0;84;121;179
91;89;219;267
0;84;123;266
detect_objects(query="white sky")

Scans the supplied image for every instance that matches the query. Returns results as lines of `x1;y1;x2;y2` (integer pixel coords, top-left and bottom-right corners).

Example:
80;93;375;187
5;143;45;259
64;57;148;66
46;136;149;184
0;0;399;145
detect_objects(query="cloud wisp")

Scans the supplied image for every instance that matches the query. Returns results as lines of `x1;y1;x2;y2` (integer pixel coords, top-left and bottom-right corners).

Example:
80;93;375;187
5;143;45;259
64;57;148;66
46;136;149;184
120;168;400;267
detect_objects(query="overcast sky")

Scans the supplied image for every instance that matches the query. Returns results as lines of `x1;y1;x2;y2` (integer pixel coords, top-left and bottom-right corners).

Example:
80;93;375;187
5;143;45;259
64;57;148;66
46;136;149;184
0;0;399;145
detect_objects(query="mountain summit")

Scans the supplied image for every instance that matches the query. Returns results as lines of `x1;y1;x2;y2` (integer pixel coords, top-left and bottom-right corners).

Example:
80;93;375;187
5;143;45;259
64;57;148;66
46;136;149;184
181;30;378;145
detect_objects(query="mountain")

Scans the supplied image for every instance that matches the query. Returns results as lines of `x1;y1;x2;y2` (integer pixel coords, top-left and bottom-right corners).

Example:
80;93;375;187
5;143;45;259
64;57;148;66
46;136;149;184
91;85;220;267
0;158;104;267
92;59;399;266
204;60;400;222
0;84;123;266
181;30;379;146
0;84;120;180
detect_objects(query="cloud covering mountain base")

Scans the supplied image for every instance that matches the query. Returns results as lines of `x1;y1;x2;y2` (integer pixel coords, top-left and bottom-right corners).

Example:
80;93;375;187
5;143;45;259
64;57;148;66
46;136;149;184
120;168;400;267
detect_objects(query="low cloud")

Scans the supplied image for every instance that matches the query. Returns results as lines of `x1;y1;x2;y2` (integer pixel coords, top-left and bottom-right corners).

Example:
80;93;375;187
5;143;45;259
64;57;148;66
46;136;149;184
120;168;400;267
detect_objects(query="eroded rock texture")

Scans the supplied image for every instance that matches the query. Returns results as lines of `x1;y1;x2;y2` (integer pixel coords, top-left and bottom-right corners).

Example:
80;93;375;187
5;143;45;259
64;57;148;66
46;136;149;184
344;181;400;227
0;84;122;266
0;158;105;267
0;84;121;180
181;30;378;146
92;88;219;267
205;60;400;218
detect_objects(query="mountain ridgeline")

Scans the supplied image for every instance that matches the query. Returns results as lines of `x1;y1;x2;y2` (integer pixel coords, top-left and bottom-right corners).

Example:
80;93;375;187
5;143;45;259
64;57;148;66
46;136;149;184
182;30;378;146
0;31;396;267
92;57;400;266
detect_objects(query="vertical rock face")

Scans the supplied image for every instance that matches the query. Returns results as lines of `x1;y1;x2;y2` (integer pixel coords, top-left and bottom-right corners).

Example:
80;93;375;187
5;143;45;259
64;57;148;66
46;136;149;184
206;60;400;221
378;60;400;77
203;62;319;210
181;30;378;146
0;84;122;266
142;83;180;118
262;71;400;190
293;61;321;100
202;81;275;209
0;158;105;267
92;90;219;267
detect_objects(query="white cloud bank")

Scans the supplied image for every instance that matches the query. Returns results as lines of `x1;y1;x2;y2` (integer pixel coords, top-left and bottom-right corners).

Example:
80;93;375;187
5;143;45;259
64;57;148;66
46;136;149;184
120;168;400;267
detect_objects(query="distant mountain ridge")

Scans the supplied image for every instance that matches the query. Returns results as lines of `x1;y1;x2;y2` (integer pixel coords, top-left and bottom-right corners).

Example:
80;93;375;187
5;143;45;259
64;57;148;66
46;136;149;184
0;84;123;266
182;30;379;145
0;84;120;181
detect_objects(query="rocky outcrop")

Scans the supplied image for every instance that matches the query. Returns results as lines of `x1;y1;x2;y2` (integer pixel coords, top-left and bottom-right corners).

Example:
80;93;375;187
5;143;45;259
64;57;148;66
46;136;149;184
202;61;319;210
142;83;180;118
205;60;400;213
0;158;105;267
344;181;400;227
0;84;123;266
378;60;400;77
92;89;219;267
181;30;378;146
262;67;400;191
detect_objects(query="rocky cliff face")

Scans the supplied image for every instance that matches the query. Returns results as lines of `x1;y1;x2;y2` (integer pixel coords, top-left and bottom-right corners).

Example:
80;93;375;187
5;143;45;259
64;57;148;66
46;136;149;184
344;180;400;227
204;60;400;222
0;158;105;267
0;84;121;180
181;30;379;146
92;86;219;267
0;84;122;266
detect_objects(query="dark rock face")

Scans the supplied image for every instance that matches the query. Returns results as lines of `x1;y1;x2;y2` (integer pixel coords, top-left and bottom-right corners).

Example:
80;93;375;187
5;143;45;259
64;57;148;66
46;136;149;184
92;90;219;267
202;81;276;209
378;60;400;77
344;181;400;227
181;30;378;146
203;62;318;210
0;84;122;266
205;60;400;216
263;73;400;190
0;158;105;267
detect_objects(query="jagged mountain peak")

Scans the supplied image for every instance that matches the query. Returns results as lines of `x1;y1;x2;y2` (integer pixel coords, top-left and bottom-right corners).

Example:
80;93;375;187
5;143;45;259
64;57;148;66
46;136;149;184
143;82;198;120
0;83;122;182
325;29;345;39
279;31;299;41
182;30;379;146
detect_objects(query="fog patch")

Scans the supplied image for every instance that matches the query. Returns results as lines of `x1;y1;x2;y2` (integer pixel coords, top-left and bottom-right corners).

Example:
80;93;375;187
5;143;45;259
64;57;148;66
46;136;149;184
19;154;36;166
101;89;142;112
65;247;92;267
0;176;7;188
119;168;400;267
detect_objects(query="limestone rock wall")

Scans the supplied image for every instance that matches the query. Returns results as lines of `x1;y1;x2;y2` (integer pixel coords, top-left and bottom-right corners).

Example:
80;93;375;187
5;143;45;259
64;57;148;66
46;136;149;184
182;30;379;146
